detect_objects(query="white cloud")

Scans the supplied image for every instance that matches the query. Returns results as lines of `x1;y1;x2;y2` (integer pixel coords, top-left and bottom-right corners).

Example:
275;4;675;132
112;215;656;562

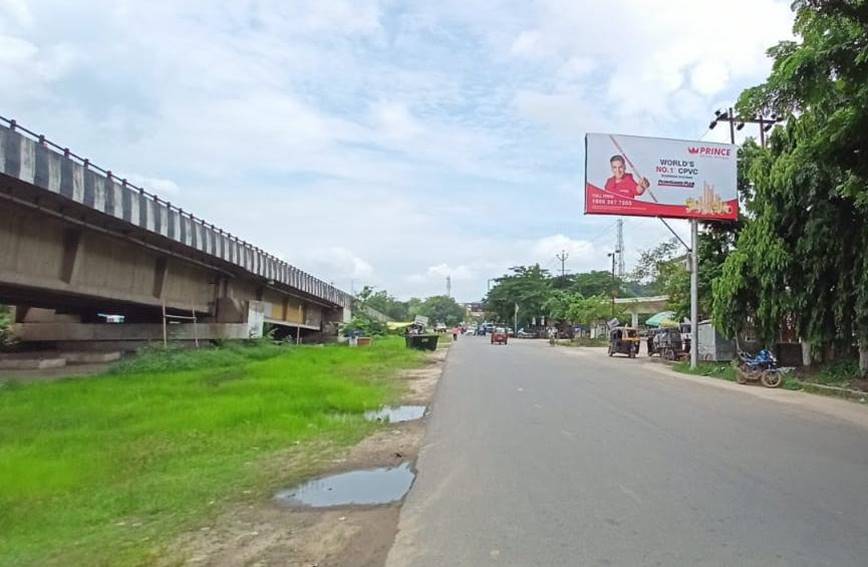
531;234;594;265
691;61;730;96
0;0;33;28
426;263;476;281
0;1;796;303
0;34;36;63
126;174;181;197
293;247;374;284
510;30;545;58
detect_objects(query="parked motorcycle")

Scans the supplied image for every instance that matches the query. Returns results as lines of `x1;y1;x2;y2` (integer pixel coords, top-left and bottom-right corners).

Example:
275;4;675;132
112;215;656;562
735;349;791;388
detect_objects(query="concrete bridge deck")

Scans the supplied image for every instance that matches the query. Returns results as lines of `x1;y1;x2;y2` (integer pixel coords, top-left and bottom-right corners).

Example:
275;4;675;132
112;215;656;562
0;117;352;345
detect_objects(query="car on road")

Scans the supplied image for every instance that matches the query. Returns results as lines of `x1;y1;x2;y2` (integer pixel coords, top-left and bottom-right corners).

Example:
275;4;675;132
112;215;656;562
490;327;508;345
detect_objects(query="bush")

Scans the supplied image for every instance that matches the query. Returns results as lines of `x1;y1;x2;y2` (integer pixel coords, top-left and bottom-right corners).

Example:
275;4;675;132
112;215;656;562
810;359;860;385
0;305;16;349
340;315;387;337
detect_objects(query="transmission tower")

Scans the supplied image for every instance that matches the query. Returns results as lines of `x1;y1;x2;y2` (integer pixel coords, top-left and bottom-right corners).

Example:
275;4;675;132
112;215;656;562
446;275;452;298
616;219;625;278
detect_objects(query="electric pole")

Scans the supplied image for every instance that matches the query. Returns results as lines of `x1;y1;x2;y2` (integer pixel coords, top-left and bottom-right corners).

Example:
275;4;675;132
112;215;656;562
616;219;625;278
555;250;569;278
709;107;781;147
607;251;617;318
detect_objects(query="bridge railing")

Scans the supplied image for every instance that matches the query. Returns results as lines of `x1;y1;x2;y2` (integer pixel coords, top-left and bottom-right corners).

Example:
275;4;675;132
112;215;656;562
0;115;352;309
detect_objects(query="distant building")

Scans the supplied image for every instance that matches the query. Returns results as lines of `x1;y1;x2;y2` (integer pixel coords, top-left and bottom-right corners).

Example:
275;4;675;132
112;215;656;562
463;302;485;321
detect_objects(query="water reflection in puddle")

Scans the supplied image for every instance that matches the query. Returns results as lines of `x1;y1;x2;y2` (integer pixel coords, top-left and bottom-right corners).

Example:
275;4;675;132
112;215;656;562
275;463;415;508
364;405;427;423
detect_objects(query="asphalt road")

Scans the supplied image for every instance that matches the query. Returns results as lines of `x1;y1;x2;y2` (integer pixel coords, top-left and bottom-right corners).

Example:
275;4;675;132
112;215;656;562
386;337;868;567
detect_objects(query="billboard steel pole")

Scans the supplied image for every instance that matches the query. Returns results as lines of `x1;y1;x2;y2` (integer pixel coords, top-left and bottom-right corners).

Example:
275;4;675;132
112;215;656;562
690;220;699;369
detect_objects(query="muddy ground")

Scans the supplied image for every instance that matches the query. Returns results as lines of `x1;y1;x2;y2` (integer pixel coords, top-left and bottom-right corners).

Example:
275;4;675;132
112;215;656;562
163;348;447;567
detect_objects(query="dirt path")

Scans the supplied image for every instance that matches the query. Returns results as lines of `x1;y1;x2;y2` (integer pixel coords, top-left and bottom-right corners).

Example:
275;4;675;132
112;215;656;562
163;348;448;567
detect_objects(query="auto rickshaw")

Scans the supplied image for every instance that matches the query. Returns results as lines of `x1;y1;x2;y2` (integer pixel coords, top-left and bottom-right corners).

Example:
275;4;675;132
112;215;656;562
652;327;683;361
608;327;640;358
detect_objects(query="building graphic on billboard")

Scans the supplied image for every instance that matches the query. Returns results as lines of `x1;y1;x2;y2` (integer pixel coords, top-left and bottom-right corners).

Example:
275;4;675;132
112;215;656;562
584;133;738;221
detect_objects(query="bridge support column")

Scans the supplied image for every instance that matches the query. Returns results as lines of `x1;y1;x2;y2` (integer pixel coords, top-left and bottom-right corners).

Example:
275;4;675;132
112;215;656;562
59;229;82;283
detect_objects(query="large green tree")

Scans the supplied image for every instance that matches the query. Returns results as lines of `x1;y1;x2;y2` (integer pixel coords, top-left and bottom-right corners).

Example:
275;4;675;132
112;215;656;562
357;286;410;321
484;265;552;328
415;295;466;327
713;1;868;374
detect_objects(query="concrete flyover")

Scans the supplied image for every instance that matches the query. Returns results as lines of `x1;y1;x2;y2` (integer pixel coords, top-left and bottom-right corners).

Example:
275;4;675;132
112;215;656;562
0;117;353;348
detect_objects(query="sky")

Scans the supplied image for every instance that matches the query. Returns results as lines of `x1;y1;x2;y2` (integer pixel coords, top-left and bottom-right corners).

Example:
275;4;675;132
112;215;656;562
0;0;795;302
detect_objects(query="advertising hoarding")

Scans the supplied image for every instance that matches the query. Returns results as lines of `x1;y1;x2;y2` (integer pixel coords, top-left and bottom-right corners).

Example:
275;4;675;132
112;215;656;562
584;133;738;220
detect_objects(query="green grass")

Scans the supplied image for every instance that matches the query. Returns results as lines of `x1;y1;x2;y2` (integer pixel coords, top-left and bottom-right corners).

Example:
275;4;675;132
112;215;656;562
672;361;737;382
0;338;425;566
802;359;861;386
569;337;608;347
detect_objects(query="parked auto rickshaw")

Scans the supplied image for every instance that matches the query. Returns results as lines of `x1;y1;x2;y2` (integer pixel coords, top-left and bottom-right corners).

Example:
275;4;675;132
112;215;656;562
652;327;683;361
608;327;640;358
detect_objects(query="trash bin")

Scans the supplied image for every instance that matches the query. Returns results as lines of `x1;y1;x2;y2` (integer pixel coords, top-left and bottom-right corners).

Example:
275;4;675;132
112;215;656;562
405;334;439;351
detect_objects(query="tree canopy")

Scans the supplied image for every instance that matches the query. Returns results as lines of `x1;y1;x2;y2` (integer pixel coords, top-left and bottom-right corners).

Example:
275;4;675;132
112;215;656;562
484;265;552;328
712;1;868;372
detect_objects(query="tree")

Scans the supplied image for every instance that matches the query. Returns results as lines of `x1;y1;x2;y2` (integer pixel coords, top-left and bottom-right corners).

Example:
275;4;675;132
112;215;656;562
628;238;682;294
359;287;410;321
697;139;763;315
484;265;552;328
714;1;868;374
566;295;622;327
416;295;465;326
543;290;575;323
570;270;621;298
627;238;691;318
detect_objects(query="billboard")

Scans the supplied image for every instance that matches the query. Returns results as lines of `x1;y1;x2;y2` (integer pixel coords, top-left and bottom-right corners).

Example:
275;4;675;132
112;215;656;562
584;133;738;220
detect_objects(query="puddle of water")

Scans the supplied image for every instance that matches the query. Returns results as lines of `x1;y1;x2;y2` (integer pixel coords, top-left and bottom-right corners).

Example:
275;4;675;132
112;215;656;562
364;405;427;423
275;462;415;508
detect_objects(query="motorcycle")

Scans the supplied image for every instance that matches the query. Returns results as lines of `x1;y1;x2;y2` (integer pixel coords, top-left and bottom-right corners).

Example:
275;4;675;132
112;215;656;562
735;349;791;388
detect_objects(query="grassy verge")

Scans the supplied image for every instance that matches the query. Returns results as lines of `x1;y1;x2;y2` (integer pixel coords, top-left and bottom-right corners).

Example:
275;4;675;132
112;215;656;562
672;361;737;382
0;337;425;566
671;361;804;390
568;337;608;347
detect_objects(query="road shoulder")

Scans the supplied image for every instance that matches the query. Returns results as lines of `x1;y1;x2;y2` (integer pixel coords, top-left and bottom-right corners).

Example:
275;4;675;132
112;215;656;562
163;348;449;567
558;346;868;431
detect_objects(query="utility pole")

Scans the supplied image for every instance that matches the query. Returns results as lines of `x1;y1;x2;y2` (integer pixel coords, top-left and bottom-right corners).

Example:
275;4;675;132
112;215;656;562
514;302;519;336
555;250;569;278
616;219;625;278
607;251;617;318
446;275;452;298
709;108;781;147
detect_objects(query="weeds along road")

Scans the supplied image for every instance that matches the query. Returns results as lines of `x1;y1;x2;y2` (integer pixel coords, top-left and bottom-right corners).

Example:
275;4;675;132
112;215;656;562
387;336;868;566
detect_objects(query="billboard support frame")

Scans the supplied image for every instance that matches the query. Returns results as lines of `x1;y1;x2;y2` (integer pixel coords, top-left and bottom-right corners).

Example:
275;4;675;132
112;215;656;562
689;220;699;369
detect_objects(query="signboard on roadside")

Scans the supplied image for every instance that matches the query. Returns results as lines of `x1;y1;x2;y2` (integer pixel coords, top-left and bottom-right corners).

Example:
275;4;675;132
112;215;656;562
413;315;429;328
584;133;737;220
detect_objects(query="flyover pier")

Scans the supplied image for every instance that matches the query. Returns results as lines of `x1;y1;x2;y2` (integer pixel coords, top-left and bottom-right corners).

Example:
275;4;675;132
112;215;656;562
0;117;353;349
